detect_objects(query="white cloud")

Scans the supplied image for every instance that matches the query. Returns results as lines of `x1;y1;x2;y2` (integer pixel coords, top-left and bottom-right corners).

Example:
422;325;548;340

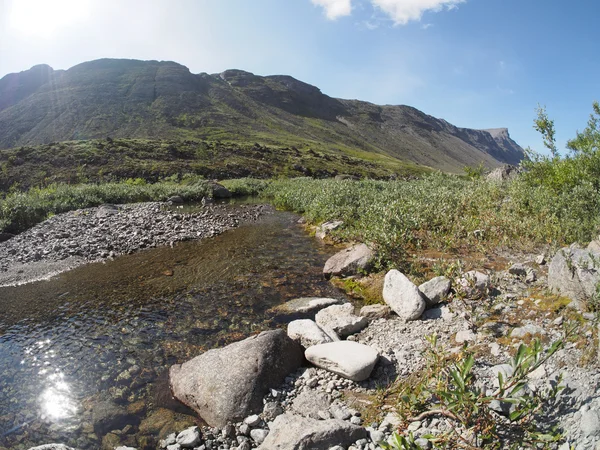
311;0;352;20
371;0;465;25
421;23;434;29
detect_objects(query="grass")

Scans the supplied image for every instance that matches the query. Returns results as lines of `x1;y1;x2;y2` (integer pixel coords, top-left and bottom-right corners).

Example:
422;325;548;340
0;178;211;234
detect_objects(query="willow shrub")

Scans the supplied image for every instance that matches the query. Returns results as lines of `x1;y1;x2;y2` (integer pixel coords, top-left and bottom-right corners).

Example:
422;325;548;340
261;173;600;269
0;180;212;234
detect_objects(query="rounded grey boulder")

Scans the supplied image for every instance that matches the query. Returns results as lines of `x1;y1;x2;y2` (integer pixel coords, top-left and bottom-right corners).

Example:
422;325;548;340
169;330;304;427
383;269;426;321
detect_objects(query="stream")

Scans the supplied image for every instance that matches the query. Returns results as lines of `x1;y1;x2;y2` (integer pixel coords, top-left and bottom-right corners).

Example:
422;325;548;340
0;205;343;449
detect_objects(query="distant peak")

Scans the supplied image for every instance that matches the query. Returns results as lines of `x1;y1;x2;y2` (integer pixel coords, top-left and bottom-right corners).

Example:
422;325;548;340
483;128;510;139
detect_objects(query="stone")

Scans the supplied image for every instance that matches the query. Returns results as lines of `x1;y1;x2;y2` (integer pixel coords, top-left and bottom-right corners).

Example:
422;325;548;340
418;276;451;307
269;297;343;316
263;401;284;421
92;399;139;436
548;247;600;307
315;221;343;240
115;447;137;450
167;196;184;204
510;324;545;339
490;364;514;388
589;241;600;253
421;305;454;321
305;341;379;382
536;254;546;265
176;426;201;448
27;446;78;450
244;414;262;427
580;410;600;437
458;271;490;297
169;330;304;427
359;304;391;321
315;303;368;339
486;164;519;182
291;390;332;419
508;263;528;276
323;244;374;278
257;413;367;450
250;429;269;445
288;319;333;348
210;182;232;198
455;329;476;343
382;270;426;321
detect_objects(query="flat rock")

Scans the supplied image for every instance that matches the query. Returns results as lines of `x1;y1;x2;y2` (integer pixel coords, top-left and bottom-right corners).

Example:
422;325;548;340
269;297;343;316
382;269;426;321
257;413;367;450
288;319;333;348
510;324;545;338
315;303;368;339
290;390;332;419
580;410;600;437
176;426;201;448
305;341;379;381
548;247;600;307
169;330;303;427
418;276;451;307
323;244;374;278
359;304;391;321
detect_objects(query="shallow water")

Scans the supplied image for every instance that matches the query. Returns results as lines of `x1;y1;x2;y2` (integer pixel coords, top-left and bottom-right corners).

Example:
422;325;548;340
0;206;342;449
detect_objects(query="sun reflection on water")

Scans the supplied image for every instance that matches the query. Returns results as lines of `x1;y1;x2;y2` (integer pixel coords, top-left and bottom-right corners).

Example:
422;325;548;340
39;371;78;421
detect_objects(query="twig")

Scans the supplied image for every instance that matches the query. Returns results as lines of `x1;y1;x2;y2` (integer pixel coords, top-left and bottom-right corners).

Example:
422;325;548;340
407;408;460;422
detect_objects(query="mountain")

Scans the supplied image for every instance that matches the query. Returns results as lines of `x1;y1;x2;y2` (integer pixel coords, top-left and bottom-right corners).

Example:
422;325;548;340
0;59;524;172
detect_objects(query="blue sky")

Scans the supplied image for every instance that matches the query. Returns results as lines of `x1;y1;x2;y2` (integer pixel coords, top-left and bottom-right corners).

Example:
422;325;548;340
0;0;598;153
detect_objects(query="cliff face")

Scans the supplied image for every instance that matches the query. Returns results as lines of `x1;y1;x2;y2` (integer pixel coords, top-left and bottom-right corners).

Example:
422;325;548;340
0;59;524;171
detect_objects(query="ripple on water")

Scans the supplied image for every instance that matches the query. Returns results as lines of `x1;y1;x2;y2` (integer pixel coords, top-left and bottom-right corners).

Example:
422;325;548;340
0;208;344;449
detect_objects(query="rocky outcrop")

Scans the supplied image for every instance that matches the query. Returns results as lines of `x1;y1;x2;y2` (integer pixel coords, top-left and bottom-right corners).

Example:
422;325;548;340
548;246;600;308
382;270;426;321
257;413;367;450
169;330;303;427
305;341;379;381
323;244;374;278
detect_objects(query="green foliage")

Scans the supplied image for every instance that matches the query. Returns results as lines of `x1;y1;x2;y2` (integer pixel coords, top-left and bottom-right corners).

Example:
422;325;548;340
380;431;423;450
392;335;564;449
533;105;559;157
220;178;271;197
0;180;211;233
464;162;485;179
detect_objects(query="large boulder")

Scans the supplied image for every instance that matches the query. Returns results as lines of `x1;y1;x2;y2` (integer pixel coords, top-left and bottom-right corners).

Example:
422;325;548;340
418;276;451;307
548;246;600;308
382;270;426;321
315;303;368;339
486;164;519;182
169;330;303;427
257;413;367;450
323;244;374;278
210;182;232;199
305;341;379;382
288;319;333;348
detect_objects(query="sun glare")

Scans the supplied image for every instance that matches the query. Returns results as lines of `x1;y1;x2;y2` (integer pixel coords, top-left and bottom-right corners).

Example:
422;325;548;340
8;0;91;37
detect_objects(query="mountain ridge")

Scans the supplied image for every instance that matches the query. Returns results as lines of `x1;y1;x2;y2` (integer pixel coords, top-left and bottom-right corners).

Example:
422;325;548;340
0;58;524;172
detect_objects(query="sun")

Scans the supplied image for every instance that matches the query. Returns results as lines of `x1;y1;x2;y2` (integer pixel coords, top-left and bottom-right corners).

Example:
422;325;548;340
8;0;91;37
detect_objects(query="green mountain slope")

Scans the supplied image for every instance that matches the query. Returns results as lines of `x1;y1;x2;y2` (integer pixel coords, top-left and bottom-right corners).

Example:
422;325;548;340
0;58;524;172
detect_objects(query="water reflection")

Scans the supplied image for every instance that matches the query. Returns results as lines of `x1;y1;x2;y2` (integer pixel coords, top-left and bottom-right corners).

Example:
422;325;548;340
40;374;77;421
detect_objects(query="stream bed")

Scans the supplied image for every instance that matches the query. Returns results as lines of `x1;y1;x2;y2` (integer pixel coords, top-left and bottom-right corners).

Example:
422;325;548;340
0;205;343;449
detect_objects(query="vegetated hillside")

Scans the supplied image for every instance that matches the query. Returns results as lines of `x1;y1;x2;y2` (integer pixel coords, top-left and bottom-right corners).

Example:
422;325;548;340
0;59;524;173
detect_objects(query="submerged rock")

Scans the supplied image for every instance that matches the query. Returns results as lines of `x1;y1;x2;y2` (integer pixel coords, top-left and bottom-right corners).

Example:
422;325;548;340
269;297;343;316
169;330;303;427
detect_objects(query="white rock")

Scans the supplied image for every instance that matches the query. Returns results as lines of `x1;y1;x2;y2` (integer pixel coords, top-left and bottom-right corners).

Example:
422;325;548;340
581;410;600;437
250;429;269;444
315;303;368;338
305;341;379;381
176;426;201;448
315;221;343;240
359;304;391;321
288;319;333;348
323;243;374;278
510;324;545;338
458;271;490;297
244;414;261;427
382;270;426;321
418;276;451;307
455;329;476;343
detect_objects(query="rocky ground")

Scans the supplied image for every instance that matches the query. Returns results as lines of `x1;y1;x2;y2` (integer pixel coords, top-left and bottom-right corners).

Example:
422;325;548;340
0;202;269;286
15;218;600;450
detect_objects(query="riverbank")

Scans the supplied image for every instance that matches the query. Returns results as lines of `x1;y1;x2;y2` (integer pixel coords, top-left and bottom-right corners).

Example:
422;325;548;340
0;201;269;287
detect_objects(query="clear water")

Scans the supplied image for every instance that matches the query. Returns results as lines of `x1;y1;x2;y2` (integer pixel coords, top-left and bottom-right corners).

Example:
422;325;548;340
0;206;343;449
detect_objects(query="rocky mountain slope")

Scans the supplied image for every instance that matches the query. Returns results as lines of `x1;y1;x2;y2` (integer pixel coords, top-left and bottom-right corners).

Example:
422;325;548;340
0;59;524;172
